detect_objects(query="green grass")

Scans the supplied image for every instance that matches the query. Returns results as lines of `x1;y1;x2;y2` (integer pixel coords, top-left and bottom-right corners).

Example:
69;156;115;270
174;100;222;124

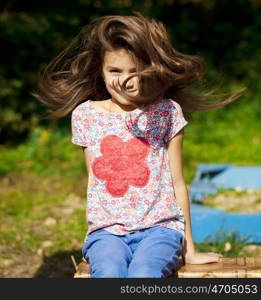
183;100;261;182
196;228;251;257
0;172;87;254
0;126;86;178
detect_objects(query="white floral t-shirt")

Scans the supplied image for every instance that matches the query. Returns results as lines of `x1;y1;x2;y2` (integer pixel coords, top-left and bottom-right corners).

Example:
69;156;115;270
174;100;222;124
71;98;188;239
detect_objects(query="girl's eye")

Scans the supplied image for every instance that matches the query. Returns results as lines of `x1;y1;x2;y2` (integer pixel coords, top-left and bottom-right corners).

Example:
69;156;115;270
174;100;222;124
110;70;136;73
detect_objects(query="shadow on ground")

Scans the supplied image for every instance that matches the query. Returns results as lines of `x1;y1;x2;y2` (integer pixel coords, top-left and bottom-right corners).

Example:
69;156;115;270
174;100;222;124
33;250;83;278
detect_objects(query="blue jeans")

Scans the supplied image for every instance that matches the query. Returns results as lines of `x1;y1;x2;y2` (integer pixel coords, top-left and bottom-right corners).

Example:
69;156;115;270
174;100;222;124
82;225;184;278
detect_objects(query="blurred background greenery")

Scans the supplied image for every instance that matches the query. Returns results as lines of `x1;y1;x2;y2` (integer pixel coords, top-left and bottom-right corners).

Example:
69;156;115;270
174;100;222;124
0;0;260;277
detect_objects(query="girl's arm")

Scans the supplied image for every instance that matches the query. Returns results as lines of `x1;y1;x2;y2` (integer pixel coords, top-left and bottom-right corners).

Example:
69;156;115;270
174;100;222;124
167;129;223;264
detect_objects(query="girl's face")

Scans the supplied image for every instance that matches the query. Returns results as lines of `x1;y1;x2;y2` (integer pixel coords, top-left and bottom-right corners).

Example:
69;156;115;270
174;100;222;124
102;48;140;109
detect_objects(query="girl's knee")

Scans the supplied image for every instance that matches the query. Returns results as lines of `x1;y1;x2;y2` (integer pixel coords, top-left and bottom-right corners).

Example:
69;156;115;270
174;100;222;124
90;258;128;278
127;258;178;278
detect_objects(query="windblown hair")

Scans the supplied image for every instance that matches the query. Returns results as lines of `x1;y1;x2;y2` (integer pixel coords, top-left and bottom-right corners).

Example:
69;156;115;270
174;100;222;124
32;11;246;120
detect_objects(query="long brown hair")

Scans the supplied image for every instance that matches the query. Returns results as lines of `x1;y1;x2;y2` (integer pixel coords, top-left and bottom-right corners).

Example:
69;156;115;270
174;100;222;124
31;11;246;121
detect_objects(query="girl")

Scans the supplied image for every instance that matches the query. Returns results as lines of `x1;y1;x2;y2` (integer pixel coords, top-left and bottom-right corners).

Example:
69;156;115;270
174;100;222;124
33;12;245;278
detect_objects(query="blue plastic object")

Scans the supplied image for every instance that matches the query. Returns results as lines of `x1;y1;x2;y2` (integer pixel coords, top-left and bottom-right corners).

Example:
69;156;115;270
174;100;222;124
188;164;261;244
190;164;261;202
190;203;261;243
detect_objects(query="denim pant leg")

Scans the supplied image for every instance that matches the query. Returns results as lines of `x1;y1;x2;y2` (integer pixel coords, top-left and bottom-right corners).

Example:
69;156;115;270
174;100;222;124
127;226;183;278
82;229;132;278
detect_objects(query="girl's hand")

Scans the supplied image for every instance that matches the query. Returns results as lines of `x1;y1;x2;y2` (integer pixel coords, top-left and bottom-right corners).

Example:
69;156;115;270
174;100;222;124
184;251;224;265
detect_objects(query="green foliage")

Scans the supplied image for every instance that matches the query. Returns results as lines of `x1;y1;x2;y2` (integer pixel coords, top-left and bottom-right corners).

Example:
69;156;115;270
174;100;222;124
0;0;260;144
0;11;81;144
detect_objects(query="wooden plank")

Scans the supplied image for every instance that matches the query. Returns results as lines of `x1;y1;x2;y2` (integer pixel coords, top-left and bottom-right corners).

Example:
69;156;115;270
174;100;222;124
73;257;261;278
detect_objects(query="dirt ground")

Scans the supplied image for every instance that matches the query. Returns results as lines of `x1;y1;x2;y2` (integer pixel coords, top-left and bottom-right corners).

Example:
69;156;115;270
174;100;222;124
203;189;261;213
0;244;83;278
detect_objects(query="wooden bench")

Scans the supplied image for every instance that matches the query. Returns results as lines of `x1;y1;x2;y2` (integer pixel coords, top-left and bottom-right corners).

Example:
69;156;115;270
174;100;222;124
73;257;261;278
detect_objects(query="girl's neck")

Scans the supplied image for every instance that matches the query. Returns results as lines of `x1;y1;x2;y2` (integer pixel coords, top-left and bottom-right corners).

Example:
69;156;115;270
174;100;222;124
109;98;141;113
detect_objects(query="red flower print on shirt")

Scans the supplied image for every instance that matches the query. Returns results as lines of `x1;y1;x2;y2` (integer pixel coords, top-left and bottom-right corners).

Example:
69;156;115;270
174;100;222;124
160;110;169;117
92;135;151;197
